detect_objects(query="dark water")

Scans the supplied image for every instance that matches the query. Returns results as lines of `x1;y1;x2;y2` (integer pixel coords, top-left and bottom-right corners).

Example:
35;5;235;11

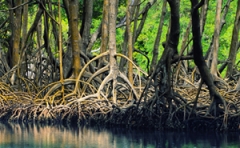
0;122;239;148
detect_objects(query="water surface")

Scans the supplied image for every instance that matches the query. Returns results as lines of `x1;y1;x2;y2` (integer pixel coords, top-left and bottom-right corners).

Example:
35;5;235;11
0;122;239;148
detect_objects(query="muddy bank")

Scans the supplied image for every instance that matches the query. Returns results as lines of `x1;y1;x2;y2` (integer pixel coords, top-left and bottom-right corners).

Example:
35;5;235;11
0;102;239;132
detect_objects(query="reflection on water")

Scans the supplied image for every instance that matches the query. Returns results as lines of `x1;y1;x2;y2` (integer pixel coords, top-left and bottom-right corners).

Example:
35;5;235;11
0;122;239;148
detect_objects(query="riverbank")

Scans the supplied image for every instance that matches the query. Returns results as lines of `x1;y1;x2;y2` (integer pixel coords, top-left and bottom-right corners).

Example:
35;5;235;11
0;100;239;132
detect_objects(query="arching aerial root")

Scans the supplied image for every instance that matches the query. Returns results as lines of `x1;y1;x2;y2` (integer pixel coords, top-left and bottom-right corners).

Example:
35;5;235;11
0;86;239;132
0;53;240;131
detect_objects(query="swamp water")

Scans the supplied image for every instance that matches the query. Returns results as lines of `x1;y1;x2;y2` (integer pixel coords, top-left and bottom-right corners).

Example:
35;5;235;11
0;122;239;148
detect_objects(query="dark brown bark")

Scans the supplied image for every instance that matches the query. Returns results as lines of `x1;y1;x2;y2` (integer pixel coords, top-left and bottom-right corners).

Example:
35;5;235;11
21;0;28;50
62;0;72;78
48;1;59;50
191;0;226;117
155;0;180;90
145;0;180;121
42;1;59;72
80;0;93;54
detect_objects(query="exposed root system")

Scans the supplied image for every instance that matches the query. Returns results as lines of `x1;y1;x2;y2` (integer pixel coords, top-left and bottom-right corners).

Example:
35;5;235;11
0;83;239;131
0;52;240;132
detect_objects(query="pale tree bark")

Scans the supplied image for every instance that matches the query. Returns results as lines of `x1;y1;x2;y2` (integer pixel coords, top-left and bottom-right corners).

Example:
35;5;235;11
226;0;240;78
118;0;157;71
120;0;156;71
95;0;139;104
210;0;222;77
69;0;81;78
205;0;232;63
108;0;118;103
119;0;138;71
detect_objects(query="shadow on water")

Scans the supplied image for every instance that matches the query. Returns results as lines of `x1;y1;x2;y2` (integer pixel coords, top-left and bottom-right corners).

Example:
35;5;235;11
0;122;239;148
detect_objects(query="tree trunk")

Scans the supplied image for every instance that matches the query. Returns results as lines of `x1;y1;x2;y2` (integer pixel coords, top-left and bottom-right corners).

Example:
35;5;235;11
100;0;109;55
108;0;118;103
148;0;180;122
126;0;133;84
9;0;23;67
149;0;167;75
21;0;28;76
132;0;140;44
119;0;133;72
210;0;222;77
190;0;226;117
46;1;58;68
80;0;93;54
21;0;28;50
69;0;81;78
200;0;209;34
205;0;232;64
62;0;72;78
225;0;240;78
